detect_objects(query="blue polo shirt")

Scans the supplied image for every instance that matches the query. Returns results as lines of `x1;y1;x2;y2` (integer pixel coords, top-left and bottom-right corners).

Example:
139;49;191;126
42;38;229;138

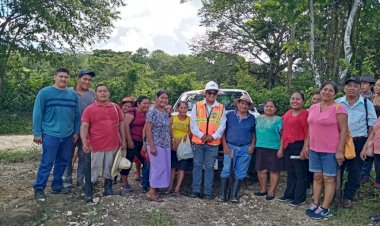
336;96;377;137
225;110;256;145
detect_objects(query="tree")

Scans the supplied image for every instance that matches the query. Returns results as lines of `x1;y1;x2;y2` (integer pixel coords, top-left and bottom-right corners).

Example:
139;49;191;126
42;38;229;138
192;0;307;89
0;0;125;93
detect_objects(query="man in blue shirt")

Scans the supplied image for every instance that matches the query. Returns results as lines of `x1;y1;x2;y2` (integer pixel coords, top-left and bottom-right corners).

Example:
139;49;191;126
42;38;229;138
32;68;80;201
336;77;377;208
218;94;256;202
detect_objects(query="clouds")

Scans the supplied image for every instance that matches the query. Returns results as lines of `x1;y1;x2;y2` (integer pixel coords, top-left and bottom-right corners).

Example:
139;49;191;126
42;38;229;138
95;0;204;55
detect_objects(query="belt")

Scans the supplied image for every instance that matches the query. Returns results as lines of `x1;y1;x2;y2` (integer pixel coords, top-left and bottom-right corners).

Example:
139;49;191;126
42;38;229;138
227;141;251;147
352;136;367;141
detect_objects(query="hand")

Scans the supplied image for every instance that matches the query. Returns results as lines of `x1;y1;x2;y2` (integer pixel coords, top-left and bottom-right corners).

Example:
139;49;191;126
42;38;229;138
247;146;254;155
277;149;284;158
336;152;345;166
83;141;92;153
223;145;230;155
201;134;208;143
360;149;367;161
33;136;42;145
142;143;147;152
120;140;126;150
150;146;157;156
72;134;79;144
206;135;214;143
300;147;308;160
127;141;135;150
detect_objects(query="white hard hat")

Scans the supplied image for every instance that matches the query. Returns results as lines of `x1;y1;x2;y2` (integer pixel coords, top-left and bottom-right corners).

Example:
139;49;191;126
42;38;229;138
204;81;219;91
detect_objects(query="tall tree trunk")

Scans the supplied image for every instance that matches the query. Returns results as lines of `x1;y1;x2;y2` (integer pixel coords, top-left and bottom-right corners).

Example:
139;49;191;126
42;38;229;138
309;0;321;87
339;0;362;80
287;23;296;92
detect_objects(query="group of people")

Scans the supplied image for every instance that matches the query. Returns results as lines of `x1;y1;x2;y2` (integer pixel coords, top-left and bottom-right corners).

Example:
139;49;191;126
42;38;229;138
32;68;380;221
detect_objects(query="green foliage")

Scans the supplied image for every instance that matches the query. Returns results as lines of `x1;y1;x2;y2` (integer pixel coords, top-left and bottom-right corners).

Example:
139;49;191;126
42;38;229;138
251;86;291;115
0;111;32;135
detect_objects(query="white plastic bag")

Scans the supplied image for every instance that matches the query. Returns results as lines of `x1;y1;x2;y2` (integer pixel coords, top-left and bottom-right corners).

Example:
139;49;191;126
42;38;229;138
176;135;193;160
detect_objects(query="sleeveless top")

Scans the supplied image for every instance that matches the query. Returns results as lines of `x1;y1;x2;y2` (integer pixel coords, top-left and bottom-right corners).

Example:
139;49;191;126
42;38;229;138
172;115;190;140
129;108;146;142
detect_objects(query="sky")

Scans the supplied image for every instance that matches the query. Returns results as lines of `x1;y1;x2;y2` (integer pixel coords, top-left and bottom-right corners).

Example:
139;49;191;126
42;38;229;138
95;0;205;55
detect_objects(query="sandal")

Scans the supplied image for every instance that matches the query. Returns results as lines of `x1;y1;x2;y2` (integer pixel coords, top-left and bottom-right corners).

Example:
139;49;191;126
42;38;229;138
254;191;267;196
172;191;180;196
146;194;164;202
370;215;380;222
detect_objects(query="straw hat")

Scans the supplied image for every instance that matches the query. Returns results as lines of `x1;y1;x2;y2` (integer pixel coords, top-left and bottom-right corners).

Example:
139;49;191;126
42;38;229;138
233;94;254;109
111;149;131;177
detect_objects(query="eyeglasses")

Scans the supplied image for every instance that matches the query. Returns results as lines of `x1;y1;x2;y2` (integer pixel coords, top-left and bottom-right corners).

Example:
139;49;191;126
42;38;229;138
206;91;218;96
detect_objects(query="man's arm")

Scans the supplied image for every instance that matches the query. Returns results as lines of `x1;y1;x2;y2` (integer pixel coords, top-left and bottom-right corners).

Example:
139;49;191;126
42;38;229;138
81;121;91;153
32;90;44;144
124;114;134;149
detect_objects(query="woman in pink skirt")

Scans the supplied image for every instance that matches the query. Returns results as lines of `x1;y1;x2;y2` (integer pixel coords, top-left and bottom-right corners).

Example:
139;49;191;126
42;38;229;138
145;90;171;202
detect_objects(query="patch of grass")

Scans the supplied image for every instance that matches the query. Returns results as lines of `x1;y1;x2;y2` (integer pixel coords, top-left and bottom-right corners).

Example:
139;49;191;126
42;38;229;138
128;210;175;226
0;111;32;135
30;205;52;226
333;173;380;225
0;149;40;164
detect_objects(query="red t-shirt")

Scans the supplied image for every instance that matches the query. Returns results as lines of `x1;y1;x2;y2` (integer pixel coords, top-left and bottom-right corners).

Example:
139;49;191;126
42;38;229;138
81;102;124;151
282;109;309;149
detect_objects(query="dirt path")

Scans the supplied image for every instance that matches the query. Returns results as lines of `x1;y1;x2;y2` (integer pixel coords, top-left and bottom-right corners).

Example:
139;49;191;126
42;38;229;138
0;135;345;225
0;135;35;151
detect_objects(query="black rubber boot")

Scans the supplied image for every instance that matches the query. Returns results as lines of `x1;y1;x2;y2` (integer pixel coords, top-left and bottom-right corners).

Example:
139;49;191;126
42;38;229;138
103;179;119;196
217;178;228;202
231;178;240;203
85;182;93;203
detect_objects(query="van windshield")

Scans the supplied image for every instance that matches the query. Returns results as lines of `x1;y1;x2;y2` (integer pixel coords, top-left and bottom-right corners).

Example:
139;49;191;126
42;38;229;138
184;91;247;111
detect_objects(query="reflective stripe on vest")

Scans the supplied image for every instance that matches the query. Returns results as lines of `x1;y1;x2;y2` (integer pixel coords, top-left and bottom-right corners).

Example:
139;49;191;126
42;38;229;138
192;101;224;146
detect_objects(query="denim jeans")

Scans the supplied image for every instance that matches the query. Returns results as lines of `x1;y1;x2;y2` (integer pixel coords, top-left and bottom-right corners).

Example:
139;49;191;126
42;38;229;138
283;141;308;203
220;144;251;180
341;137;366;200
192;144;218;195
361;156;374;180
33;133;73;191
141;158;150;189
63;139;85;187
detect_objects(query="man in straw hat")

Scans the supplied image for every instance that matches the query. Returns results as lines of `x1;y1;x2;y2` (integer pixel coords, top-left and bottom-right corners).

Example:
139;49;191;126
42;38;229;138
81;84;126;202
190;81;227;200
217;94;256;202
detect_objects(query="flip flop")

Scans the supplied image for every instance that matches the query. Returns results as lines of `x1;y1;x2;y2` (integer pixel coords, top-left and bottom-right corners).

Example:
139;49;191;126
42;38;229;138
146;194;164;202
370;215;380;222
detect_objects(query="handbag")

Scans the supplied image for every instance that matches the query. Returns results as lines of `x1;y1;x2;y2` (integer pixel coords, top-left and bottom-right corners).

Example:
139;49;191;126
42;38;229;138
344;132;356;160
176;135;193;161
335;104;356;160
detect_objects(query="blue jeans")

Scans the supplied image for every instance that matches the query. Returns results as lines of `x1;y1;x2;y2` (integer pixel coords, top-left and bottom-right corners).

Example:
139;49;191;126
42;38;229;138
220;144;251;180
341;137;366;200
361;156;374;180
141;158;150;189
63;139;85;186
192;144;218;195
33;133;73;191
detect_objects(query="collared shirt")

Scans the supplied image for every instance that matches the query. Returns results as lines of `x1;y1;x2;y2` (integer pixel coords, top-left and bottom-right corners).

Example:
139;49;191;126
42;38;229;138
361;91;375;101
225;110;255;145
336;95;377;137
190;99;227;140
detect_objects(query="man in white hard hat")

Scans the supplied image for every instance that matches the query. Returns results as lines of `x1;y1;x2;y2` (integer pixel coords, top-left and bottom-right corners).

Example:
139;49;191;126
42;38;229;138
190;81;227;199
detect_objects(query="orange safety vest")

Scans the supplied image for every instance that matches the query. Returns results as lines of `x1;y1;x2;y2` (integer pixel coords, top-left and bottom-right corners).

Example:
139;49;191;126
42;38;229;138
192;101;224;146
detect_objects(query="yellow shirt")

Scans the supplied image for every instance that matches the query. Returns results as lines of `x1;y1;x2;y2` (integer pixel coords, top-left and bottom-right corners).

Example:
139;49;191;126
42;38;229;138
172;115;190;139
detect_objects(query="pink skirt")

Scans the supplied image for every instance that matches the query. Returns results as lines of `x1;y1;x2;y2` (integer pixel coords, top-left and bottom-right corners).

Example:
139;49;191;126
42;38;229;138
147;145;171;188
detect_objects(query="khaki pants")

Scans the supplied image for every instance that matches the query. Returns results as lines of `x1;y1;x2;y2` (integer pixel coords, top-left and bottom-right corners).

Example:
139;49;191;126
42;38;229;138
91;149;117;182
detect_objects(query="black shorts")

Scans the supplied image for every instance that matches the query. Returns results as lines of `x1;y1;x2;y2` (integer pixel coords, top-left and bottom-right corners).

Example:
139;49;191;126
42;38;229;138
171;150;192;171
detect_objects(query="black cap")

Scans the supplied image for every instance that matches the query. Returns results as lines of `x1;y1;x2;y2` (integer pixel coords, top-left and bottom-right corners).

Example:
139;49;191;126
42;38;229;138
345;76;360;85
360;74;375;84
78;69;95;78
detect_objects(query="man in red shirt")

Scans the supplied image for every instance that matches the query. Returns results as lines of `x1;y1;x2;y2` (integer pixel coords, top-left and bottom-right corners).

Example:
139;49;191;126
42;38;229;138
81;84;126;202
